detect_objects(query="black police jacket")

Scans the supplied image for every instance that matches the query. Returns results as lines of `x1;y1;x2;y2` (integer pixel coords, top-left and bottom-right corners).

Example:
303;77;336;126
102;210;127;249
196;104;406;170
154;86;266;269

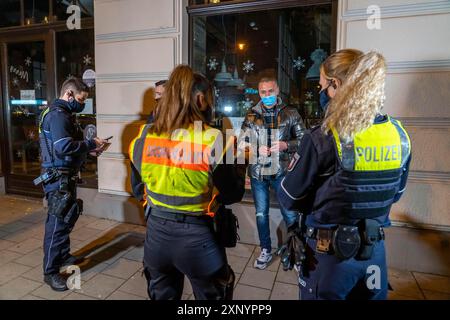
277;115;411;229
39;99;96;192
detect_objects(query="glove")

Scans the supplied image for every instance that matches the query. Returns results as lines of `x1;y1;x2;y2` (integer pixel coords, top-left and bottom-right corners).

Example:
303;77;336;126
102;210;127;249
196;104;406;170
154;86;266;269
275;226;306;271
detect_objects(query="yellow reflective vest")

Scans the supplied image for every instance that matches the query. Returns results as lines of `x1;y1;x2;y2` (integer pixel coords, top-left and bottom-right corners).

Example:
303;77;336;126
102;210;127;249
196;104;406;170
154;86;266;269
129;123;222;215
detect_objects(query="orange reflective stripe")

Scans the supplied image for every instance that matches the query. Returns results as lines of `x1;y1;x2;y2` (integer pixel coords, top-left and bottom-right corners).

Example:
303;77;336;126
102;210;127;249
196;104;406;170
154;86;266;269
142;137;211;172
206;193;220;217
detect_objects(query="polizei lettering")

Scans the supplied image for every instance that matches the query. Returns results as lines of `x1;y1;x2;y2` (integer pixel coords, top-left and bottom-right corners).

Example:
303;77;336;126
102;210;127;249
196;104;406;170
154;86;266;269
356;145;400;162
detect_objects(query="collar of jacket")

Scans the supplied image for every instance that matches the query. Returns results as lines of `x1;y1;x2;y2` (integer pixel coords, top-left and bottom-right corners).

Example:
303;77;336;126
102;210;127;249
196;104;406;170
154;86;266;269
51;99;72;113
253;97;285;115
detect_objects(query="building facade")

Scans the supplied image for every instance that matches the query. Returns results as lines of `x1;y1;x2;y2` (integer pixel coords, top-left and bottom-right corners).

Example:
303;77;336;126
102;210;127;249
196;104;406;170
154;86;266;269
1;0;449;276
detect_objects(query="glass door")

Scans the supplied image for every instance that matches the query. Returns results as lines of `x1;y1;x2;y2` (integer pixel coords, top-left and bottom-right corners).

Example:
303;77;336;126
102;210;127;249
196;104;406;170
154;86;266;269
1;34;54;196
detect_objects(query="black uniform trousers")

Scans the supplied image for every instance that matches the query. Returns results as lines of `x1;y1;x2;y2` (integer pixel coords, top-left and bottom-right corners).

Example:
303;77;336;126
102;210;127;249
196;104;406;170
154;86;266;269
143;214;230;300
43;181;78;275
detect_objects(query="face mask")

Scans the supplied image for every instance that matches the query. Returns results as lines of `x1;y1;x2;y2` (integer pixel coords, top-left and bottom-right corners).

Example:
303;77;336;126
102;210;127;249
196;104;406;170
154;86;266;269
261;95;277;107
68;97;86;113
202;107;213;123
319;89;330;111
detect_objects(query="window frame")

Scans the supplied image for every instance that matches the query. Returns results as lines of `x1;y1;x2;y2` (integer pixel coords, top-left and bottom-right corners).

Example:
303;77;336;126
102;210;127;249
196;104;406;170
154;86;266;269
0;5;95;195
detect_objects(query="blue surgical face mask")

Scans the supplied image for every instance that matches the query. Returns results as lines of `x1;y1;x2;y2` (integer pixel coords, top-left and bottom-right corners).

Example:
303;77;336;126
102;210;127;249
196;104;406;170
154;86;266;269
68;97;86;113
261;94;277;107
319;89;330;111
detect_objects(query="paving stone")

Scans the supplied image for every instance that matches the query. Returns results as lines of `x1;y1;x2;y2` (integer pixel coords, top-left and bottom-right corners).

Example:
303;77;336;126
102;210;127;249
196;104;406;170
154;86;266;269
413;272;450;294
234;284;270;300
0;262;32;285
106;290;146;300
239;266;277;290
270;282;298;300
118;271;148;298
75;274;125;299
101;258;142;280
0;277;42;299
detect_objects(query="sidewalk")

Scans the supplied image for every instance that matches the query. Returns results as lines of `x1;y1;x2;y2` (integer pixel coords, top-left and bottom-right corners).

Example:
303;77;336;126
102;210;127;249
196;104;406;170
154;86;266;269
0;194;448;300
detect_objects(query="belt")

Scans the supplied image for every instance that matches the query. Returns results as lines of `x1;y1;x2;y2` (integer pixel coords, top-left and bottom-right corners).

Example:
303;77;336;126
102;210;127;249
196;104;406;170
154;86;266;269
305;226;385;242
149;208;213;226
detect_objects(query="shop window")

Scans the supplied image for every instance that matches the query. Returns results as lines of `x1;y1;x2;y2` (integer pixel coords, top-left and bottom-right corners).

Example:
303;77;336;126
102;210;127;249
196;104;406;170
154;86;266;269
7;41;47;177
56;29;97;188
192;5;332;131
0;0;21;28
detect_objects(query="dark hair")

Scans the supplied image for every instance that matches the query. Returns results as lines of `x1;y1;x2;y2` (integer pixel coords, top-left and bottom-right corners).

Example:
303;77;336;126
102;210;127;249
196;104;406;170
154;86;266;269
193;73;213;106
60;78;88;97
151;65;209;136
258;77;278;86
155;80;167;87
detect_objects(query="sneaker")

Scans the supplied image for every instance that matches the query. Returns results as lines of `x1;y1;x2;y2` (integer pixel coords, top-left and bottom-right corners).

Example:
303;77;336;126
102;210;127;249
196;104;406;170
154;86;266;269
254;248;273;270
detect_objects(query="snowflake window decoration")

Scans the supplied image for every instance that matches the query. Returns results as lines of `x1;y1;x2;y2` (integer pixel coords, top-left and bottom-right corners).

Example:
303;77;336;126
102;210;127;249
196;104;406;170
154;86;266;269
243;60;255;73
24;57;32;67
28;131;35;139
207;58;219;71
83;54;93;66
35;80;42;90
305;91;313;100
12;78;19;87
242;98;253;110
293;57;306;70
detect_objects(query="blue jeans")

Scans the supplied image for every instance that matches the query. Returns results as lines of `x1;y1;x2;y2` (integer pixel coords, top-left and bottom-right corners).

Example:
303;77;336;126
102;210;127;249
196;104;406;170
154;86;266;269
250;176;299;251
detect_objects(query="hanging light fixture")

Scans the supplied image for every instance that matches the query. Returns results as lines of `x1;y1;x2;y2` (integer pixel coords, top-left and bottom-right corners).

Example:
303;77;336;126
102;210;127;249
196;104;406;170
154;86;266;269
215;15;233;83
306;12;328;81
214;60;233;82
226;67;245;87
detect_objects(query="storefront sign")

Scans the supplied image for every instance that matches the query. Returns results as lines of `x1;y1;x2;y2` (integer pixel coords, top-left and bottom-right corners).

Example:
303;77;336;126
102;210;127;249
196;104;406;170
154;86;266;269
82;69;95;88
20;90;35;101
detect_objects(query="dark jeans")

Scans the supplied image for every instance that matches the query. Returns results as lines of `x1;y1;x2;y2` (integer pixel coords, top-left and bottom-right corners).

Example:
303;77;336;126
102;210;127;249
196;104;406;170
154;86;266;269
250;176;299;251
143;215;231;300
299;238;388;300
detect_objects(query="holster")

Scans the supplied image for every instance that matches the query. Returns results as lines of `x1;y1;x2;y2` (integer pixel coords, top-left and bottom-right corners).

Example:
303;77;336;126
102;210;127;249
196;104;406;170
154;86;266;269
48;191;74;220
331;225;361;260
213;206;239;248
356;219;384;261
63;199;83;226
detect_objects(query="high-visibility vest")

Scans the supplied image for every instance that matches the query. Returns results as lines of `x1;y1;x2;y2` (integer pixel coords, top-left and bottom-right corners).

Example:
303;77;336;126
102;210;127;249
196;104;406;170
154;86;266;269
129;123;223;215
328;116;411;220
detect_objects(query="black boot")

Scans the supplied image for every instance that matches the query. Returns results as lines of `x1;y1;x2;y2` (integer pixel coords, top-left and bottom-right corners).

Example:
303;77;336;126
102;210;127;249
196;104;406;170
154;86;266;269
44;273;68;291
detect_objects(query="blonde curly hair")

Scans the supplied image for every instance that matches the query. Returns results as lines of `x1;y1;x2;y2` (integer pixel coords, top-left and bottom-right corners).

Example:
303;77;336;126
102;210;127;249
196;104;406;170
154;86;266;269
322;51;387;141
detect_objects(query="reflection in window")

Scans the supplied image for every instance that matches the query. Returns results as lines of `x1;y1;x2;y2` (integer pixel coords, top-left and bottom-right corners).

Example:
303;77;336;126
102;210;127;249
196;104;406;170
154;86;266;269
24;0;50;25
53;0;94;21
57;29;97;187
0;0;21;28
192;5;332;130
8;41;47;176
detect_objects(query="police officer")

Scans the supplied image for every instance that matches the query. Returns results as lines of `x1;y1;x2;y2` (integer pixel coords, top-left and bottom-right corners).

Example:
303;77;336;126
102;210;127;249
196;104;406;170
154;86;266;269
129;65;246;300
37;78;107;291
278;51;411;300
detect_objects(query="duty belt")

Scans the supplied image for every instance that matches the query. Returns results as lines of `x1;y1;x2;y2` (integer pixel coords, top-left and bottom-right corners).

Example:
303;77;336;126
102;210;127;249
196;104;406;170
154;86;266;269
149;208;213;226
305;226;385;242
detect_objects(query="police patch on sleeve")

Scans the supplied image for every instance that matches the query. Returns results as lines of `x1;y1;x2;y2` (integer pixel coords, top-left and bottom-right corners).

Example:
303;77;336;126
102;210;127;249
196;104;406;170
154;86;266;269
288;152;301;172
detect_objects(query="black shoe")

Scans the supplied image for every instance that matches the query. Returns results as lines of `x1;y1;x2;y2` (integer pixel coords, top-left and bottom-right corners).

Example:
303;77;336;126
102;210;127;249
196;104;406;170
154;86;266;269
61;254;85;267
44;273;68;292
